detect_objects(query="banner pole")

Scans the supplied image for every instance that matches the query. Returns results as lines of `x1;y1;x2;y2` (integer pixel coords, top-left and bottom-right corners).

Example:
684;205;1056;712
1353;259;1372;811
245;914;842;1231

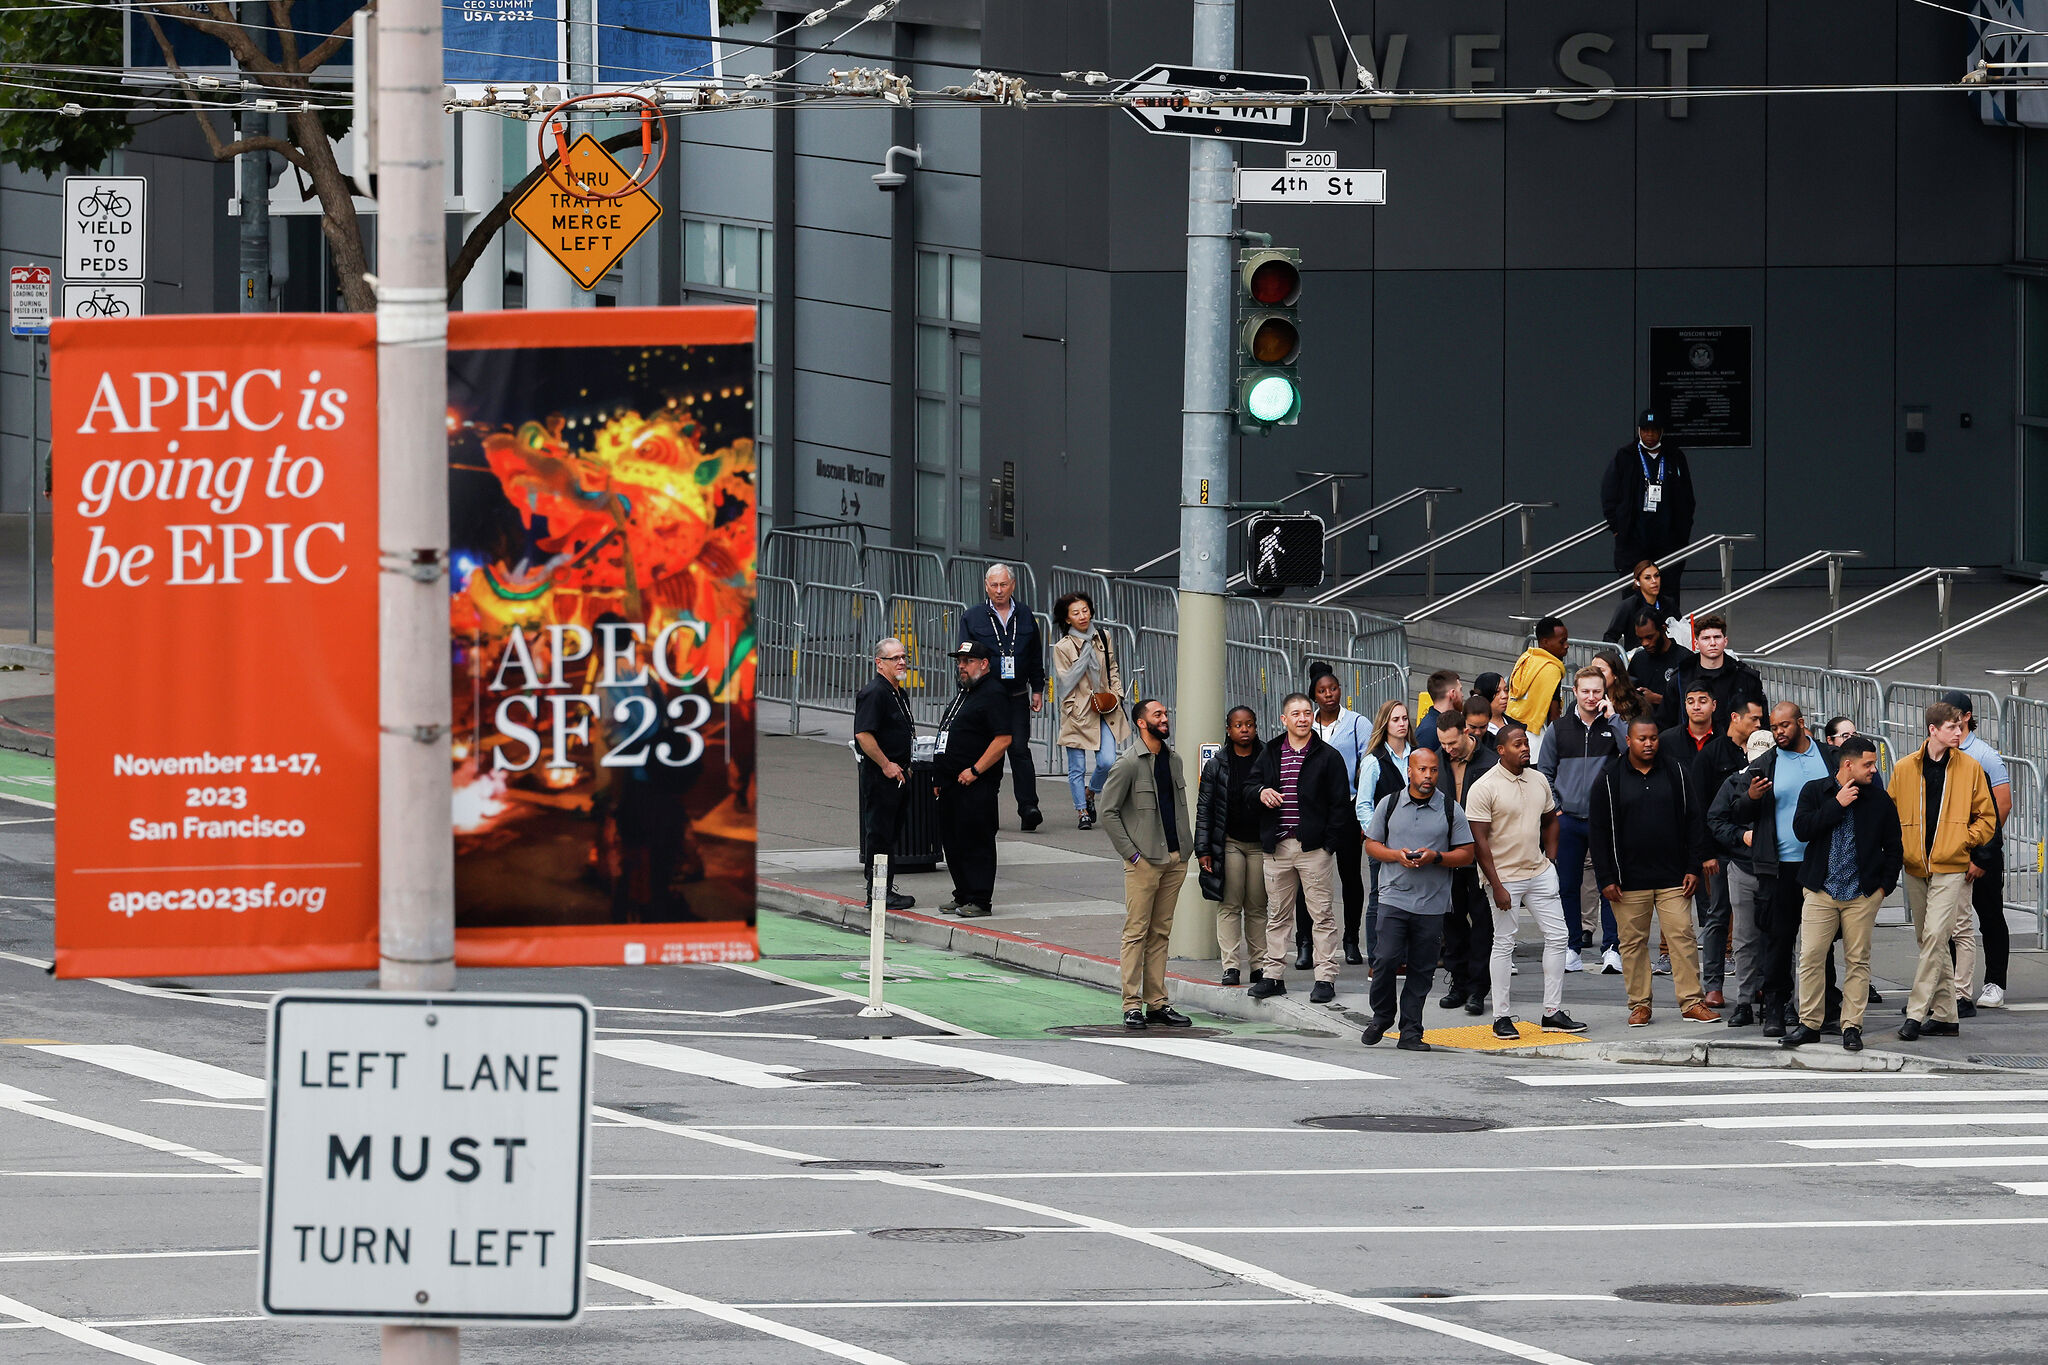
859;853;891;1018
376;0;453;1349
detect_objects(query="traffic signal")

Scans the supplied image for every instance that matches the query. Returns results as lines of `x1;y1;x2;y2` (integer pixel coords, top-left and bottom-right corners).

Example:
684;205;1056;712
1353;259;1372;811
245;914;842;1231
1245;512;1324;594
1236;247;1301;431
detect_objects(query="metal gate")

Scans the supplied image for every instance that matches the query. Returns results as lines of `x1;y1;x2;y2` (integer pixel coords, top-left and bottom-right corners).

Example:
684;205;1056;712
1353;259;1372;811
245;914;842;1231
756;574;802;734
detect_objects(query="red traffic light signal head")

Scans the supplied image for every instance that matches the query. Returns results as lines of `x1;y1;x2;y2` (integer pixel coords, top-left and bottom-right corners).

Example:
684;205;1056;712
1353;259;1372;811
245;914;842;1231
1240;249;1301;306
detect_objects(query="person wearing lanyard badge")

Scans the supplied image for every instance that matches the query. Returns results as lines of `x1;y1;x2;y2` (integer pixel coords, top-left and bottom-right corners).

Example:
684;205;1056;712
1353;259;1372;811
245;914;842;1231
957;564;1048;832
1600;408;1696;613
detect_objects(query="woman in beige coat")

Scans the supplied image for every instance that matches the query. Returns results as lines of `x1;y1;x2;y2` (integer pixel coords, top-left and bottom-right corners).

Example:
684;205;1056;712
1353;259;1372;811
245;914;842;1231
1051;590;1132;830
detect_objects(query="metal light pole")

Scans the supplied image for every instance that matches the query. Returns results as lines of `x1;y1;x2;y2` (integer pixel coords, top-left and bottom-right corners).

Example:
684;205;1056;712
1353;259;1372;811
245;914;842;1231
1166;0;1234;960
375;0;455;1354
238;2;270;313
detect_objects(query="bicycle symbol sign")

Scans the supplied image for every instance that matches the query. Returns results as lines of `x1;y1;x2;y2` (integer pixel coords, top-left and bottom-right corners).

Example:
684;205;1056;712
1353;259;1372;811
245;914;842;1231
62;175;147;283
61;283;144;322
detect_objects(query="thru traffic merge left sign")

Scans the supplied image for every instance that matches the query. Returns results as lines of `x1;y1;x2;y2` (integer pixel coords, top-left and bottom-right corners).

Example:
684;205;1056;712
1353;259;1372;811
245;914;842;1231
510;135;662;291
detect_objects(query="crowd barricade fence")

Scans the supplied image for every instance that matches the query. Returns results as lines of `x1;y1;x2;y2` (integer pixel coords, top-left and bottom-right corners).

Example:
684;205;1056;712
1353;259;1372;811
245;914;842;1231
863;546;948;603
1882;681;2001;761
2002;694;2048;771
795;584;886;719
756;574;803;734
2003;756;2048;951
946;556;1040;612
763;529;863;591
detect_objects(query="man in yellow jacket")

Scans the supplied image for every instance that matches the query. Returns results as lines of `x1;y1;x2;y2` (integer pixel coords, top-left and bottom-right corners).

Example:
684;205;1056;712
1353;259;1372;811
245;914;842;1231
1886;701;1999;1040
1506;617;1569;739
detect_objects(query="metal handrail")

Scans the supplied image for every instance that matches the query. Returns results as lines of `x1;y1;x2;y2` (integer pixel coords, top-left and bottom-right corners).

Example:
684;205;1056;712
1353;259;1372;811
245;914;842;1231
1687;549;1866;667
1403;519;1604;623
1866;582;2048;675
1225;485;1461;590
1752;566;1973;657
1312;501;1553;606
1515;532;1758;625
1989;655;2048;695
1123;470;1368;575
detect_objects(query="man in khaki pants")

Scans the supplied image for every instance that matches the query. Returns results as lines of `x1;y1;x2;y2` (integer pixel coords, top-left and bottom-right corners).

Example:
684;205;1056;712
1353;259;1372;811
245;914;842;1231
1097;699;1195;1031
1887;701;1999;1041
1246;694;1356;1005
1782;736;1902;1053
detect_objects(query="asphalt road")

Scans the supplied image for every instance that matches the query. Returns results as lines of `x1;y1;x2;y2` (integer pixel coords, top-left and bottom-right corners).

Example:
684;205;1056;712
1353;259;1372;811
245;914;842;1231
6;801;2048;1363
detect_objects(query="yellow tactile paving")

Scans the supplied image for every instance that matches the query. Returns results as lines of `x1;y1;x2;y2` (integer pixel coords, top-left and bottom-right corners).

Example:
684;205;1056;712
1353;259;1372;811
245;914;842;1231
1421;1021;1594;1051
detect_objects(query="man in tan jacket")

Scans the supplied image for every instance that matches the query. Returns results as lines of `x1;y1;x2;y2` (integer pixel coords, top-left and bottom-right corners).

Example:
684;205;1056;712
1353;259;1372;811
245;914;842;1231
1886;701;1999;1040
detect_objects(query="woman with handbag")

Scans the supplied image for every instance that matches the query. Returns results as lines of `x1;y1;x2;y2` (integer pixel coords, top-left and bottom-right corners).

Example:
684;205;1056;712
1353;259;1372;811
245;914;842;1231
1051;591;1131;830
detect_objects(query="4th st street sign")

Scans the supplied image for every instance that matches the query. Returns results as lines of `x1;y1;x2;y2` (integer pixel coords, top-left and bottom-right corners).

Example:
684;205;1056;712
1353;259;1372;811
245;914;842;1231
1116;64;1311;145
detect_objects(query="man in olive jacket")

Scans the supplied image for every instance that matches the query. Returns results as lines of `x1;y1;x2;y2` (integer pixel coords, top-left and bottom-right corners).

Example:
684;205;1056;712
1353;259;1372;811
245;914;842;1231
1098;698;1194;1031
1888;701;2000;1040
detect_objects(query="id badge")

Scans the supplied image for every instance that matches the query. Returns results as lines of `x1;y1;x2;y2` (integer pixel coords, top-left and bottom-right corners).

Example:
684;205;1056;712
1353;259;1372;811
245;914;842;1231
1642;482;1663;512
1000;655;1017;681
935;729;950;754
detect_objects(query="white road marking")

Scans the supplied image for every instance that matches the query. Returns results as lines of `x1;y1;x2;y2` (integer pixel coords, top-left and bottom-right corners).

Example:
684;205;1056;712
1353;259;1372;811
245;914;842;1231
593;1038;819;1090
0;1289;206;1364
1511;1071;1944;1087
1881;1155;2048;1169
0;1248;252;1264
0;1089;260;1175
933;1159;1880;1181
1136;1217;2048;1235
0;789;56;810
30;1045;263;1099
1610;1088;2048;1108
589;1105;826;1162
1999;1183;2048;1195
0;1171;255;1179
1785;1136;2048;1149
719;960;988;1038
593;1230;859;1247
818;1038;1123;1086
700;1125;1343;1133
589;1263;910;1365
596;1027;821;1039
597;998;847;1019
0;949;51;969
1689;1112;2048;1129
1082;1037;1392;1081
144;1099;261;1112
1490;1121;1698;1134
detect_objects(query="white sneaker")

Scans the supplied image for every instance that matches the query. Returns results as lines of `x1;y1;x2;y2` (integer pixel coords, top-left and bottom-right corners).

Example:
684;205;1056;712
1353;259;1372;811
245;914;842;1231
1564;950;1584;973
1511;963;1520;975
1601;948;1624;975
1979;984;2007;1008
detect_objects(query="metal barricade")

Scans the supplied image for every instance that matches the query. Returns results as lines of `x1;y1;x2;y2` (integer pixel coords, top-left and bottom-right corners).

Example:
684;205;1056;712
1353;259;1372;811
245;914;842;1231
1882;681;2001;759
1225;595;1267;645
1228;642;1296;734
764;529;862;589
863;546;948;602
1048;565;1115;618
2002;694;2048;769
885;595;969;730
1135;628;1178;718
1110;579;1178;635
1346;609;1412;685
946;556;1041;612
1032;610;1057;770
1324;655;1406;722
1749;659;1831;724
756;574;803;734
1266;602;1356;671
2003;756;2048;950
794;584;886;718
1822;671;1885;739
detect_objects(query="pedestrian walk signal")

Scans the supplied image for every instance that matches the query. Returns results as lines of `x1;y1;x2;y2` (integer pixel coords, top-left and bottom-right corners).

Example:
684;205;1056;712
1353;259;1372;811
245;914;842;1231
1236;247;1301;431
1245;512;1324;594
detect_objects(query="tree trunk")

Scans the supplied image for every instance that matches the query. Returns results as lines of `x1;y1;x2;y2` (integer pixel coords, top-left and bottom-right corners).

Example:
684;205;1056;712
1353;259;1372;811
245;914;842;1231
284;107;377;312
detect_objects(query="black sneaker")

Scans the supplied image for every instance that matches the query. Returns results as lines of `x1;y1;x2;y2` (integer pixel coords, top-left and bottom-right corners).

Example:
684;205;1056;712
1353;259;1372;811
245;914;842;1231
1396;1035;1432;1052
1360;1020;1389;1046
1220;969;1242;987
1868;986;1884;1004
1492;1016;1520;1041
1843;1026;1864;1053
1463;997;1486;1016
1924;1020;1961;1037
1020;807;1044;832
1780;1024;1822;1048
886;891;916;910
1308;981;1336;1005
957;903;991;918
1122;1009;1148;1030
1250;969;1265;983
1440;988;1468;1010
1726;1004;1754;1028
1145;1005;1194;1028
1959;998;1978;1019
1247;978;1286;1000
1541;1010;1589;1034
1898;1017;1923;1041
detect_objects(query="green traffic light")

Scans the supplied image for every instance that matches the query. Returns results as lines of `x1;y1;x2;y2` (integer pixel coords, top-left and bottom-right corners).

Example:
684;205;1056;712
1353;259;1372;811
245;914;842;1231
1245;373;1298;423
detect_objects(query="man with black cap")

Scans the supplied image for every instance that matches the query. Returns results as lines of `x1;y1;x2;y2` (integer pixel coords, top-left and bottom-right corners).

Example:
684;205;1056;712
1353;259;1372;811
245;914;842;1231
1601;409;1697;612
932;641;1013;918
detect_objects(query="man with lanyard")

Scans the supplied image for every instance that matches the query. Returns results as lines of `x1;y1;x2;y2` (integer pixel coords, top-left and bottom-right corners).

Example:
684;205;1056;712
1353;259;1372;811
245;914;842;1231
932;642;1012;919
1600;408;1696;612
853;636;917;910
957;564;1047;831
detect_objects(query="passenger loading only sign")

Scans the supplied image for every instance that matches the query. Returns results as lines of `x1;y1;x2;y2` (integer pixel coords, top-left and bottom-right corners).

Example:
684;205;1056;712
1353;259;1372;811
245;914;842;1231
510;135;661;290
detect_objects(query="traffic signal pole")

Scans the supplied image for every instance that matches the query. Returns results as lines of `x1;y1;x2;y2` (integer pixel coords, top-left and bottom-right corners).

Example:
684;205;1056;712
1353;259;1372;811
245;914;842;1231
1165;0;1234;960
375;0;456;1351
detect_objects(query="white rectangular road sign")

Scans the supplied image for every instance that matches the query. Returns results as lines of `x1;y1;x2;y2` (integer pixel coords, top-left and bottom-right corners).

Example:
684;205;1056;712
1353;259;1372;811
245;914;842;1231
61;283;144;321
62;175;147;282
9;265;50;336
1116;64;1311;145
1236;168;1387;206
261;991;592;1324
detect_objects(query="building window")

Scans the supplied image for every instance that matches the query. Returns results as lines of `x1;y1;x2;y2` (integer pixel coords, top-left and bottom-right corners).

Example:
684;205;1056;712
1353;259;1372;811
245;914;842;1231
678;215;774;523
914;249;982;554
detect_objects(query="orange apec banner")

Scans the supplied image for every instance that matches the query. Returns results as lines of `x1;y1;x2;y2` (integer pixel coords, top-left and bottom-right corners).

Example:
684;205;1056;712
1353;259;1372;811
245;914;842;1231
51;316;380;977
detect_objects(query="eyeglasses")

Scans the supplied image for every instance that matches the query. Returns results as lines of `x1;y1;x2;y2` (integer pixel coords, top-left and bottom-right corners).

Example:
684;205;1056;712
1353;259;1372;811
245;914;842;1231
879;653;908;663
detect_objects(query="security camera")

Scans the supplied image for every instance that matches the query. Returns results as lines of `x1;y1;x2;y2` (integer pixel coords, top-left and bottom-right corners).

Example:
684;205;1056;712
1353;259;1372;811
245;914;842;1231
872;143;922;191
872;169;908;189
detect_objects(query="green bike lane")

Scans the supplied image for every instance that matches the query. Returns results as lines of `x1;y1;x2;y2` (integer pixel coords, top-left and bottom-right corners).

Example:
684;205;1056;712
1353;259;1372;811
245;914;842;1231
0;748;53;807
753;908;1275;1039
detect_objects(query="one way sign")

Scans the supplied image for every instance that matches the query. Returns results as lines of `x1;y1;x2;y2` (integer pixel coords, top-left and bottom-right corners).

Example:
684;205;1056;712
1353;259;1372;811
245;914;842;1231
1116;64;1311;145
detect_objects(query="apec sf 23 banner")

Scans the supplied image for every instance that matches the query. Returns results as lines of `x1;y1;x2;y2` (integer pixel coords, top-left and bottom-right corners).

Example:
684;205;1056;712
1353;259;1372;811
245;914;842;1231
447;309;758;966
51;315;381;978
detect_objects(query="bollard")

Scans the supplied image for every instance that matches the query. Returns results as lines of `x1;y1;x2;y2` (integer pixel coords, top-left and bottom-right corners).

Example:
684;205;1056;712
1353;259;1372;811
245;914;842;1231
859;853;893;1018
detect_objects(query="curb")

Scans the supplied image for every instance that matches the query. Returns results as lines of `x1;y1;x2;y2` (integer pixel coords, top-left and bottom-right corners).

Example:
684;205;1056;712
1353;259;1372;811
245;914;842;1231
0;717;52;758
758;878;1348;1035
1517;1036;2002;1073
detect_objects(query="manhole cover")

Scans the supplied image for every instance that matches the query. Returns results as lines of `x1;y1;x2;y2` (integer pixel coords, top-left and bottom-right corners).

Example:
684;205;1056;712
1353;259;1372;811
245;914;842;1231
1044;1024;1230;1039
868;1227;1021;1244
789;1068;985;1086
1298;1114;1495;1133
800;1159;944;1172
609;1102;694;1123
1971;1055;2048;1070
1615;1284;1797;1307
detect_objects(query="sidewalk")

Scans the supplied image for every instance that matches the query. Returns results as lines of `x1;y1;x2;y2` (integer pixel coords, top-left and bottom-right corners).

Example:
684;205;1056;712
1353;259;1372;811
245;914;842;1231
760;721;2048;1063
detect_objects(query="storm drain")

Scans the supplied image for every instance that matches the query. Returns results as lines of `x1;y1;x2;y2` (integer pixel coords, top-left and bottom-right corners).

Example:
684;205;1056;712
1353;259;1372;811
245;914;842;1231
790;1068;985;1086
801;1159;946;1172
1045;1024;1230;1040
1615;1284;1798;1307
1298;1114;1495;1134
869;1228;1022;1244
1970;1055;2048;1070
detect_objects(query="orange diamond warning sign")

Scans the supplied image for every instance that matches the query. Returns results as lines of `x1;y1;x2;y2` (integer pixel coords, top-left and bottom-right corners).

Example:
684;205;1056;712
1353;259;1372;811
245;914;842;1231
510;134;662;291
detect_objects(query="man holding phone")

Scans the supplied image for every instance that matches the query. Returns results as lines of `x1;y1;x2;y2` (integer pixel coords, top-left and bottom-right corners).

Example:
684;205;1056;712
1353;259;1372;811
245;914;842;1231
1360;747;1476;1051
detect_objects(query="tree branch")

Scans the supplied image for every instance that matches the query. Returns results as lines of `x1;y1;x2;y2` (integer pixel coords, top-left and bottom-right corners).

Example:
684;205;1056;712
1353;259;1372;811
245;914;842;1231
298;0;369;75
269;0;302;73
217;132;310;172
445;126;646;298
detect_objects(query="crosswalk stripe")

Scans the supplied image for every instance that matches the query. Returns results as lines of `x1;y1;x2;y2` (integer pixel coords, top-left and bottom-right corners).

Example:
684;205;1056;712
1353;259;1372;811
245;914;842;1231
1512;1072;1943;1088
28;1045;263;1100
1082;1037;1390;1081
1882;1155;2048;1169
1609;1089;2048;1109
1690;1112;2048;1130
1999;1183;2048;1195
593;1039;813;1090
818;1039;1123;1086
1785;1136;2048;1149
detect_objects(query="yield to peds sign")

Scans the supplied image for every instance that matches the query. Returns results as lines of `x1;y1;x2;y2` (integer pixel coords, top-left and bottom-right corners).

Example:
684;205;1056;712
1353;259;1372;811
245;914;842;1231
261;992;592;1324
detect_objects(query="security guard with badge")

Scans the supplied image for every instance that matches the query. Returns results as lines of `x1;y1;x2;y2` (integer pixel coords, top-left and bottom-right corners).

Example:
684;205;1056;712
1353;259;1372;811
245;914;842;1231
1600;407;1697;612
933;641;1012;918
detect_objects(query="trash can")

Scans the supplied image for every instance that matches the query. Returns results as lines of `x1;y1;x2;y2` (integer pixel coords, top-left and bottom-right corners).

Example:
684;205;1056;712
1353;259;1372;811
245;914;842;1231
853;737;942;874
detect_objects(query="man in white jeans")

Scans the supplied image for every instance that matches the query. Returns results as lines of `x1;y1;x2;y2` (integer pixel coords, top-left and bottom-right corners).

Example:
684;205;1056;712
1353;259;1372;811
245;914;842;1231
1465;723;1586;1038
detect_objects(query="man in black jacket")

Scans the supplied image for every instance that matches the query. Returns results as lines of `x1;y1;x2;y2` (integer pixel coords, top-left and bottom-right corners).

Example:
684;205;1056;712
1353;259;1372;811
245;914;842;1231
1247;693;1354;1004
1782;736;1903;1053
1681;614;1768;736
1435;710;1499;1015
1630;610;1695;732
956;563;1047;830
1600;408;1696;610
932;642;1013;919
